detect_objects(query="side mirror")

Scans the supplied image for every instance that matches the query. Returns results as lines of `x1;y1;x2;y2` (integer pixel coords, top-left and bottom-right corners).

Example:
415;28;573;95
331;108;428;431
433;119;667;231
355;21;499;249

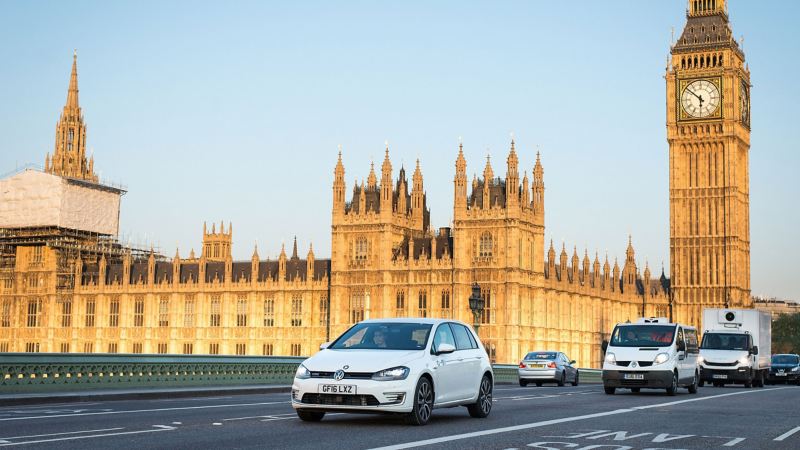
569;360;576;365
601;340;608;352
319;342;331;350
436;343;456;355
751;346;759;355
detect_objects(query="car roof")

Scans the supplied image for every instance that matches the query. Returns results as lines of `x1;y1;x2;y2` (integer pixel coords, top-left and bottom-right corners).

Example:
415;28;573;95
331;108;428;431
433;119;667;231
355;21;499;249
525;350;561;354
359;317;468;326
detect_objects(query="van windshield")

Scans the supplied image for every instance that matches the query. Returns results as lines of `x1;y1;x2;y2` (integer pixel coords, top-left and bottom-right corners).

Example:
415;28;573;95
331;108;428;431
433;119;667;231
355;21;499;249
610;325;675;347
700;333;749;350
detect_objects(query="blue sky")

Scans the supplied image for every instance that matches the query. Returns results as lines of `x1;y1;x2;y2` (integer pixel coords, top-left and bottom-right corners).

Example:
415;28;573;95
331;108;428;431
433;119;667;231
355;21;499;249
1;1;798;299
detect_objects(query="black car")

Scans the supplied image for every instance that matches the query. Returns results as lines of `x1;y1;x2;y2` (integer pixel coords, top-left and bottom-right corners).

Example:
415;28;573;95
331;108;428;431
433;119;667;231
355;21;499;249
767;354;800;385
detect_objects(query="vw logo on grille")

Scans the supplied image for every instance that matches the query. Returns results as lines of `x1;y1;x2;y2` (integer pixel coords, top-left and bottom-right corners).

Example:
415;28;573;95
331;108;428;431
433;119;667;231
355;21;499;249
333;369;346;381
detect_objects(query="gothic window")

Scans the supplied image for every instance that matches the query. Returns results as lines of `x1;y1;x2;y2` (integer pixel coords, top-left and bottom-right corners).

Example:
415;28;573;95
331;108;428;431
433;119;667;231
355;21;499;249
291;343;302;356
84;342;94;353
26;342;40;353
350;289;365;323
1;300;11;327
109;296;120;327
28;298;42;327
85;297;96;327
30;246;43;266
395;290;406;317
263;297;275;327
132;342;143;354
210;295;221;327
182;343;193;354
237;295;248;327
418;290;428;318
235;343;246;355
319;295;329;326
480;288;493;324
60;342;70;352
479;232;493;258
184;297;196;327
59;298;72;327
354;237;369;262
158;296;169;327
108;343;118;353
291;295;303;327
134;296;145;327
157;343;168;354
263;343;274;356
209;343;219;355
440;290;451;318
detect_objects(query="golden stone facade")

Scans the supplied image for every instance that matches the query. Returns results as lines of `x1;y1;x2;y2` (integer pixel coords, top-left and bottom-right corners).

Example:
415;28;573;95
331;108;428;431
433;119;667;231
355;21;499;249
666;0;752;330
0;2;754;367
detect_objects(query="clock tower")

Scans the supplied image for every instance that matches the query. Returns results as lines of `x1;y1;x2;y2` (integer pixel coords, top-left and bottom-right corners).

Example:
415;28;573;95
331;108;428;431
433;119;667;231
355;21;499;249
667;0;752;328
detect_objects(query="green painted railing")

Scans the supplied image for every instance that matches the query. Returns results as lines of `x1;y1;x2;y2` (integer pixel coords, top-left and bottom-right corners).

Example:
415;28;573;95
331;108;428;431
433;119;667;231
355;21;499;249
0;353;305;393
0;354;602;394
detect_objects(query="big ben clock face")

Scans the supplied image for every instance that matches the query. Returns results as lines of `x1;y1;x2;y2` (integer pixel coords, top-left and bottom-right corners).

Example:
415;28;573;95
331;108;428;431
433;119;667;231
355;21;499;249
680;79;721;119
740;78;750;127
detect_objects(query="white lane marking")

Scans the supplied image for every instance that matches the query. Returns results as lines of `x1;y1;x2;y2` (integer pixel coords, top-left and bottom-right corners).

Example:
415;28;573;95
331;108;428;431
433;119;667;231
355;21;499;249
774;426;800;441
0;425;175;447
0;428;123;440
172;422;182;425
0;402;102;411
0;401;286;422
723;437;746;446
212;423;222;426
367;387;791;450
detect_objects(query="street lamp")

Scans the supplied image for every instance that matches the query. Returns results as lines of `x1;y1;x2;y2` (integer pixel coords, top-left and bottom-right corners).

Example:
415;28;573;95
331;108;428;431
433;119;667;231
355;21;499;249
468;282;484;331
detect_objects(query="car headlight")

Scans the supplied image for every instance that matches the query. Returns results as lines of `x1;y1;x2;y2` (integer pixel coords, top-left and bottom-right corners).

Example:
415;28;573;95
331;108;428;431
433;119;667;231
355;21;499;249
697;355;705;364
738;356;750;366
604;352;616;365
791;367;799;372
295;364;311;380
654;353;670;365
372;366;410;381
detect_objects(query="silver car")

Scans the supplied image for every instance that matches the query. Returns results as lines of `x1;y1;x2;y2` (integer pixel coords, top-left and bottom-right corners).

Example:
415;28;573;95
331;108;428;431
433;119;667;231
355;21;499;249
518;351;579;387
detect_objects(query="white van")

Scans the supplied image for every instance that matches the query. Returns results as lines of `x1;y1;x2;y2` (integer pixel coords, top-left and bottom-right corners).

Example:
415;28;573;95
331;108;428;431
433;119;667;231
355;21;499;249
602;317;700;396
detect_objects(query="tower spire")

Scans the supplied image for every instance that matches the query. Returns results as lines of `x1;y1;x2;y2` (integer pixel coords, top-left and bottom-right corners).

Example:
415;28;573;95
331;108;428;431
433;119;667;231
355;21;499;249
66;50;80;109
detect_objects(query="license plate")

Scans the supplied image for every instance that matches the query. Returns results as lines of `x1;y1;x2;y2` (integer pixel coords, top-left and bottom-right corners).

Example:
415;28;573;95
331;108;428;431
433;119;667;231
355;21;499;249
776;373;786;377
319;384;356;394
713;374;728;379
623;373;644;380
531;364;545;369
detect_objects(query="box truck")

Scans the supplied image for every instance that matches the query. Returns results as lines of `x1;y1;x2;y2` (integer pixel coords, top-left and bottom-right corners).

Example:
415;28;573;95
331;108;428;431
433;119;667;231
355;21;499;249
699;308;771;388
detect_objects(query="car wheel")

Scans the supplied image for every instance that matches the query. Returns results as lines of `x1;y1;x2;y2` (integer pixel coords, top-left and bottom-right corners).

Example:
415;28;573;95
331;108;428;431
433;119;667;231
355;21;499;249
571;372;579;387
604;386;615;395
467;374;493;418
666;371;678;396
631;388;640;393
296;410;325;422
535;382;542;387
405;377;434;426
688;371;698;394
557;372;566;387
519;380;528;387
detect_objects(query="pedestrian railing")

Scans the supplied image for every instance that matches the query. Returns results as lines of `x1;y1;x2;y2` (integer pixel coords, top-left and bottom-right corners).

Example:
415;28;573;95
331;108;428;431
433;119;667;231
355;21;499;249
0;354;602;394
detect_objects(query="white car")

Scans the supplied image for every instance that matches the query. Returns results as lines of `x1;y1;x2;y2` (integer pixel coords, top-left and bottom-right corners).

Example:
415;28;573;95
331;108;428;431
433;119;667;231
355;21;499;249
291;318;494;425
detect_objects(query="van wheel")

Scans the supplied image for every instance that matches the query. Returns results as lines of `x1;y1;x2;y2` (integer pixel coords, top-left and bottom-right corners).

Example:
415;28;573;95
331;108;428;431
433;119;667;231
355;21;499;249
688;372;698;394
698;379;705;387
604;386;615;395
296;410;325;422
631;388;640;393
744;376;753;388
467;375;493;418
535;382;542;387
666;372;678;396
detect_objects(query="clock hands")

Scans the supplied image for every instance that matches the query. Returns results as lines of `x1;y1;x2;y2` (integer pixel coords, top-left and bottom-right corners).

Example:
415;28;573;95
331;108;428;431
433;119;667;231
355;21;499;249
686;88;705;106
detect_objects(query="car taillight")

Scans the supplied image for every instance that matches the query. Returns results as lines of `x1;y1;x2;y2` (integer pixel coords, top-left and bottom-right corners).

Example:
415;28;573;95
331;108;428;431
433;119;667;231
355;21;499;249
547;361;557;369
519;362;526;368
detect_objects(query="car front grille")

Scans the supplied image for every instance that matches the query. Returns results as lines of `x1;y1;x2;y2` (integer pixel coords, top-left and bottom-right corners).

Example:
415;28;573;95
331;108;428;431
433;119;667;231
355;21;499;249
301;393;380;406
620;379;648;386
704;361;738;367
615;361;653;367
309;371;373;379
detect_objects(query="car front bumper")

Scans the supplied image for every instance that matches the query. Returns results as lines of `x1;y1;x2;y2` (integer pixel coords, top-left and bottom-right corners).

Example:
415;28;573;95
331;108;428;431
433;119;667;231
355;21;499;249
767;371;800;382
291;377;413;413
602;370;673;389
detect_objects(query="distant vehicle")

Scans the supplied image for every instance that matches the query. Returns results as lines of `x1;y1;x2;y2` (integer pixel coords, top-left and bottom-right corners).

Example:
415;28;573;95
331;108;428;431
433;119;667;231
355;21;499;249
602;317;699;396
767;354;800;385
518;351;579;387
291;318;493;425
698;309;771;388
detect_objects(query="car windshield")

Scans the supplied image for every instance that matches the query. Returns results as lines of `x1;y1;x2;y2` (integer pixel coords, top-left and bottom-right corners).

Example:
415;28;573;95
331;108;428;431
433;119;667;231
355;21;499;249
329;322;432;351
700;333;749;350
525;352;557;360
610;325;675;347
772;355;800;365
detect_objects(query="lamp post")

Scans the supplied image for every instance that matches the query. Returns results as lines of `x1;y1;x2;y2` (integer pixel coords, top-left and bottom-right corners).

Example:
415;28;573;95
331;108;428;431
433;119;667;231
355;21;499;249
468;282;484;332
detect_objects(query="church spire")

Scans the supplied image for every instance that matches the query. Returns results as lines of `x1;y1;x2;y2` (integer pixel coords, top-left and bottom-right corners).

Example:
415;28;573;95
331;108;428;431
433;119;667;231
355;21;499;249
66;50;80;109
